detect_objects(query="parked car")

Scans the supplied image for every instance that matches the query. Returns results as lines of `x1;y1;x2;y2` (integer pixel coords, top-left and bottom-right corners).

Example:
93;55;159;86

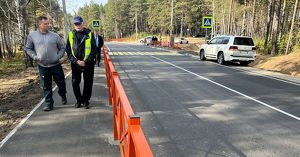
199;36;256;66
142;36;153;45
175;37;189;44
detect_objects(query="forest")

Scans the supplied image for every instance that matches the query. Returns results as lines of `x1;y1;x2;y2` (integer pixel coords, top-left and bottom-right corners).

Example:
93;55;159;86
0;0;299;65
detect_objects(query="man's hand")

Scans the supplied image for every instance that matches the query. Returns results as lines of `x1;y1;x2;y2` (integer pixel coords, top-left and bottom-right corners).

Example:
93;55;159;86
33;56;41;61
76;60;85;67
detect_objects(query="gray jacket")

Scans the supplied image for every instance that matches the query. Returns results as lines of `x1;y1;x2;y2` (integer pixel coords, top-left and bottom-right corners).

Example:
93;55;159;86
25;30;65;67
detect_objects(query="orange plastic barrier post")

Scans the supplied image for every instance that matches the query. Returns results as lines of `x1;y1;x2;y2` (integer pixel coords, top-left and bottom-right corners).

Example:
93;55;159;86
103;47;154;157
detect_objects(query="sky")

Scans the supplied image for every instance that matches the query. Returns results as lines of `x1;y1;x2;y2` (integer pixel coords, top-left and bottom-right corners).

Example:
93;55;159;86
59;0;107;14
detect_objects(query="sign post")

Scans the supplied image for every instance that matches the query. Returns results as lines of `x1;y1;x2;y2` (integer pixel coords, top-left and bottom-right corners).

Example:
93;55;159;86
202;16;213;40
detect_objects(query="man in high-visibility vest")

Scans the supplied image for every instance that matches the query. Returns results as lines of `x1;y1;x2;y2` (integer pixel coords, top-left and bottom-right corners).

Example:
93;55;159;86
66;16;97;109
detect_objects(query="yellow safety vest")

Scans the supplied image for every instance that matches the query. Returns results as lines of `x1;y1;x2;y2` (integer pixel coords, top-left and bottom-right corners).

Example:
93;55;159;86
68;31;92;61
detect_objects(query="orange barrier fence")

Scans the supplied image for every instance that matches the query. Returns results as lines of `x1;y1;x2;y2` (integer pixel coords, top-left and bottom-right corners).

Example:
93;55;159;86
103;47;154;157
173;43;180;49
158;41;180;49
161;41;169;47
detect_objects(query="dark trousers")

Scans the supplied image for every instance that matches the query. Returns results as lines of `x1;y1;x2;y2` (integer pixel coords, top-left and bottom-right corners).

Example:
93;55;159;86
38;64;66;106
95;48;101;65
71;62;95;103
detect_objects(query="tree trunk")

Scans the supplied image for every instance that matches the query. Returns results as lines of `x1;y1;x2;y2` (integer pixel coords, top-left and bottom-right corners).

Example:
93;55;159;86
251;0;256;36
222;0;226;34
232;2;236;35
271;0;282;56
241;0;246;36
228;0;234;34
5;12;13;59
0;25;3;59
285;0;299;55
115;20;119;38
264;0;275;50
180;13;183;38
135;12;138;40
278;0;286;40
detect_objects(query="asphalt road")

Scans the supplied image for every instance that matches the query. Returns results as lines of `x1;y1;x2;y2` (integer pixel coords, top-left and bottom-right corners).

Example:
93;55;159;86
106;42;300;157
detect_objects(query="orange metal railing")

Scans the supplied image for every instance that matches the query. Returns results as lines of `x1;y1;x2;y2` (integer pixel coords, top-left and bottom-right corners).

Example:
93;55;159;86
103;47;154;157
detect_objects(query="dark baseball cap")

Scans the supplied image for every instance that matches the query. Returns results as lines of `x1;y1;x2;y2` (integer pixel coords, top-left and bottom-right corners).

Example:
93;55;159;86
73;16;83;24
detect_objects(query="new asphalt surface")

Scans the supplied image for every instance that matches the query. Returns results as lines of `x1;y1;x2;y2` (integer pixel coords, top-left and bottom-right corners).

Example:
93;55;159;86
107;42;300;157
0;64;120;157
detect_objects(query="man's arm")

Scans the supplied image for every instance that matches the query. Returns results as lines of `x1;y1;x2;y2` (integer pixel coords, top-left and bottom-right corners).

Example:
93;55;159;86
99;35;104;48
25;35;39;61
66;35;77;63
56;35;66;60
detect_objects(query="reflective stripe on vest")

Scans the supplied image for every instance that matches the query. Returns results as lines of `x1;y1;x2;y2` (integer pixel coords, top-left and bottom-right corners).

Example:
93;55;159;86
68;31;92;61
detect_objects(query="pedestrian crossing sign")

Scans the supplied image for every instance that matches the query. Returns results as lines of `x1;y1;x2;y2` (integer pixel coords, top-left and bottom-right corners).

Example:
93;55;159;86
92;20;101;28
202;16;213;28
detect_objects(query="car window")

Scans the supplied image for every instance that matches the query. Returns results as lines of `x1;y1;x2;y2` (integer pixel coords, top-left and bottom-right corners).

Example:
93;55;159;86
234;37;254;46
209;38;218;44
216;37;224;44
222;37;230;44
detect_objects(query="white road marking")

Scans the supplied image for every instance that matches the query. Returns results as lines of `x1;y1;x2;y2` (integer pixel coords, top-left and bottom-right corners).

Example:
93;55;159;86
106;43;300;120
151;56;300;121
0;71;72;149
224;65;300;86
107;43;300;85
105;44;111;52
177;49;300;87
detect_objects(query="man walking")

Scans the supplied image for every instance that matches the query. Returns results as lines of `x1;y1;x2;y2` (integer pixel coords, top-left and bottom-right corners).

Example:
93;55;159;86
25;16;67;112
93;29;104;67
66;16;97;109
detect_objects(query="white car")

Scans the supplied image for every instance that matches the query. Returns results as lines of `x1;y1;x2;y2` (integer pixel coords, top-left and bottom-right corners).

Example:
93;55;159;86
138;36;153;45
175;38;189;44
199;36;256;66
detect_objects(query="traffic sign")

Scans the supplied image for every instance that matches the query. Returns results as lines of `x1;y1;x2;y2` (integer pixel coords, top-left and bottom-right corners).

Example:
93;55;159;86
92;20;101;28
202;16;213;29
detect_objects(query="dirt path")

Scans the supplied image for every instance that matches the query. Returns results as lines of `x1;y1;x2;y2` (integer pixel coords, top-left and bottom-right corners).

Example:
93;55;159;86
0;63;71;141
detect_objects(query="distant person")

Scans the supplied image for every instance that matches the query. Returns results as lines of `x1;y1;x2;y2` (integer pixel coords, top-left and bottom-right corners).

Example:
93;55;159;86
154;36;158;45
25;16;67;112
93;30;104;67
144;37;147;46
66;16;97;109
152;36;155;45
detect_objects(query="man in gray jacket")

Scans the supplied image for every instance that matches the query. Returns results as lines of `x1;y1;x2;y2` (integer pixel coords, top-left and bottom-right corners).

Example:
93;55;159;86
26;16;67;111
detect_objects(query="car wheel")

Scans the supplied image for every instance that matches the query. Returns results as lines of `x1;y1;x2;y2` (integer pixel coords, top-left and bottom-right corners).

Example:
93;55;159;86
240;61;250;66
180;41;183;44
217;52;225;65
187;41;189;44
200;50;206;61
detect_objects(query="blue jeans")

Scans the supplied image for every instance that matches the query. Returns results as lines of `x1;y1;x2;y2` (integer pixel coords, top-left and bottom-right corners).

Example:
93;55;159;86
38;64;66;106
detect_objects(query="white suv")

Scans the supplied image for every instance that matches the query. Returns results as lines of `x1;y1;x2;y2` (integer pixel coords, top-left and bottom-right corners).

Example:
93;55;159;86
199;36;256;66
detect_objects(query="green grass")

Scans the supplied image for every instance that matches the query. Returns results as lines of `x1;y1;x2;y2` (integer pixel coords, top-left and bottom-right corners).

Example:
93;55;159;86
0;57;26;78
0;59;24;69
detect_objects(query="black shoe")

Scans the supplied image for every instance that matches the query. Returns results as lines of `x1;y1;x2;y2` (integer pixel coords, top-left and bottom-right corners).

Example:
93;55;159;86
83;101;90;109
62;96;67;105
75;102;81;108
43;105;53;112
